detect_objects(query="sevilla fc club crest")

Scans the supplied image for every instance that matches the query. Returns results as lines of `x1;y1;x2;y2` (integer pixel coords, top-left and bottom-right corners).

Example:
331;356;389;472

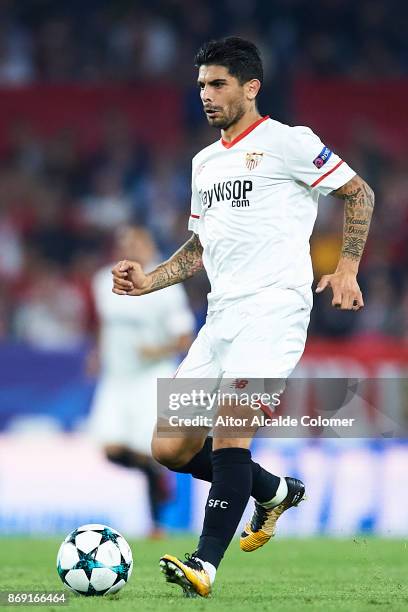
245;151;263;170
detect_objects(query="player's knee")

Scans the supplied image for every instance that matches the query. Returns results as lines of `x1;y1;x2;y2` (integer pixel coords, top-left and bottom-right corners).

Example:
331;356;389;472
150;441;184;468
151;438;200;469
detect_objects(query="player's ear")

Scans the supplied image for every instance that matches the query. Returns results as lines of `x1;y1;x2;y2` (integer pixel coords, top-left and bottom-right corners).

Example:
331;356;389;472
245;79;261;101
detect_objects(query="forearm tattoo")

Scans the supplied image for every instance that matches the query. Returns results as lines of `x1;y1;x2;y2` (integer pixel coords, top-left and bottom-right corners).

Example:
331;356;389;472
333;176;375;262
148;233;204;292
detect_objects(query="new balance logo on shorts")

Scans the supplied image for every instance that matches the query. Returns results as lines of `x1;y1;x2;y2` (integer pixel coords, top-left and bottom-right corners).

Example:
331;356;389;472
230;379;249;389
208;499;229;509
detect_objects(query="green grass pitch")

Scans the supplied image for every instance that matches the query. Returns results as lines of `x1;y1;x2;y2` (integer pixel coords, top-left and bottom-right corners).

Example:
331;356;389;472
1;537;407;611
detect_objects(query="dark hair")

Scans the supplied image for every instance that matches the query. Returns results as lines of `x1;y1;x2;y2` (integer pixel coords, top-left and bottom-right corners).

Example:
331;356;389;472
194;37;263;85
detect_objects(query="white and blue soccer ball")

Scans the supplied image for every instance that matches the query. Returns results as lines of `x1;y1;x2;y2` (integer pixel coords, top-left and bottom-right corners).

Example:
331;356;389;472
57;524;133;596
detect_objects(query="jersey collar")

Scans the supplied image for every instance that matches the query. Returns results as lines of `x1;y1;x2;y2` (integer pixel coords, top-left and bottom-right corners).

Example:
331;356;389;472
221;115;269;149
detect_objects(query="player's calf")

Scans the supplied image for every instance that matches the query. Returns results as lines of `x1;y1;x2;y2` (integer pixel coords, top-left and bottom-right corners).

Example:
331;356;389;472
151;426;207;469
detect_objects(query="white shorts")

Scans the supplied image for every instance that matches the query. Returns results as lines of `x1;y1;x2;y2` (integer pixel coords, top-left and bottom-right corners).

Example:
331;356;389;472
176;286;312;381
89;364;174;454
156;287;312;431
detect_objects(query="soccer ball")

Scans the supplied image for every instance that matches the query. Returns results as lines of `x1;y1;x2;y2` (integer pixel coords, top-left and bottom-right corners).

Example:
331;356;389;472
57;524;133;596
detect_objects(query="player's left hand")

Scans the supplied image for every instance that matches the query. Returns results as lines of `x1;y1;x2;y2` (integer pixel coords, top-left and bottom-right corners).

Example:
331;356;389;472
315;271;364;310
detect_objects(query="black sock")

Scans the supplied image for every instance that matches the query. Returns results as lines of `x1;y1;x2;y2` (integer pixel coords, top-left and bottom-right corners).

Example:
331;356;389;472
106;449;165;526
106;448;139;468
251;460;282;504
173;437;280;504
172;437;213;478
143;462;165;526
196;447;252;568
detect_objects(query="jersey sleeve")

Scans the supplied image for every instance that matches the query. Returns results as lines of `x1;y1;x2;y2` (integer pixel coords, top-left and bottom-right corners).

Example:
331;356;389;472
163;284;195;338
188;158;202;233
284;126;356;196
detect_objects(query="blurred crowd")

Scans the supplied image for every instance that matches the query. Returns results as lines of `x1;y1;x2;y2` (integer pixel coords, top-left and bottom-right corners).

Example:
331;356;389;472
0;0;406;85
0;0;407;349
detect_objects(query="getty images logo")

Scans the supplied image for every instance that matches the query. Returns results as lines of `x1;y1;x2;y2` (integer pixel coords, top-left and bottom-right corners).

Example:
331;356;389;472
208;499;229;509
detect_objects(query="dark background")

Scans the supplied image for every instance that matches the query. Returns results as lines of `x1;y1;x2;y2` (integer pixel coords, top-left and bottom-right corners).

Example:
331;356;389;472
0;0;406;346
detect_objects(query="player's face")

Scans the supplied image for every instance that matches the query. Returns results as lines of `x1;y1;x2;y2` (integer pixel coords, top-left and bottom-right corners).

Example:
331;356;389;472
197;65;247;130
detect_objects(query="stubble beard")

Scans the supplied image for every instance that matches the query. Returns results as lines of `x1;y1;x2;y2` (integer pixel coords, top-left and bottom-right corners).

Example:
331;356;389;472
206;100;246;131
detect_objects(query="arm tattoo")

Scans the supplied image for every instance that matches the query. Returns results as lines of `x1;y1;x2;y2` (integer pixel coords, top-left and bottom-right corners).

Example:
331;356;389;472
332;175;375;263
148;233;204;292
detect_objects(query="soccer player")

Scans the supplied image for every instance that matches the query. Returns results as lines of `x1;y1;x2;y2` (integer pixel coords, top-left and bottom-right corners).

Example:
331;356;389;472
89;225;194;536
112;38;374;596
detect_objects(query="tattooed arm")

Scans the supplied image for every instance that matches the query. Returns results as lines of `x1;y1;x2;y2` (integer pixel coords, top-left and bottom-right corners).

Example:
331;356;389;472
112;233;204;296
315;175;375;310
336;175;375;264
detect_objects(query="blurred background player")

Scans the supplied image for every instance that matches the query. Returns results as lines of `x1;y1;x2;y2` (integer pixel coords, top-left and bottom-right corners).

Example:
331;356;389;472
88;225;194;537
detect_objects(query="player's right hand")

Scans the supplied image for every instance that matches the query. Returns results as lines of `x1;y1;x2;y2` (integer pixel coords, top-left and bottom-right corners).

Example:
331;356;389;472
112;260;151;296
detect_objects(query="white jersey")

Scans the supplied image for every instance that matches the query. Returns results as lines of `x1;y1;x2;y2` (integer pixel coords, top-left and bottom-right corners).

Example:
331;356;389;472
92;265;194;378
188;116;356;311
